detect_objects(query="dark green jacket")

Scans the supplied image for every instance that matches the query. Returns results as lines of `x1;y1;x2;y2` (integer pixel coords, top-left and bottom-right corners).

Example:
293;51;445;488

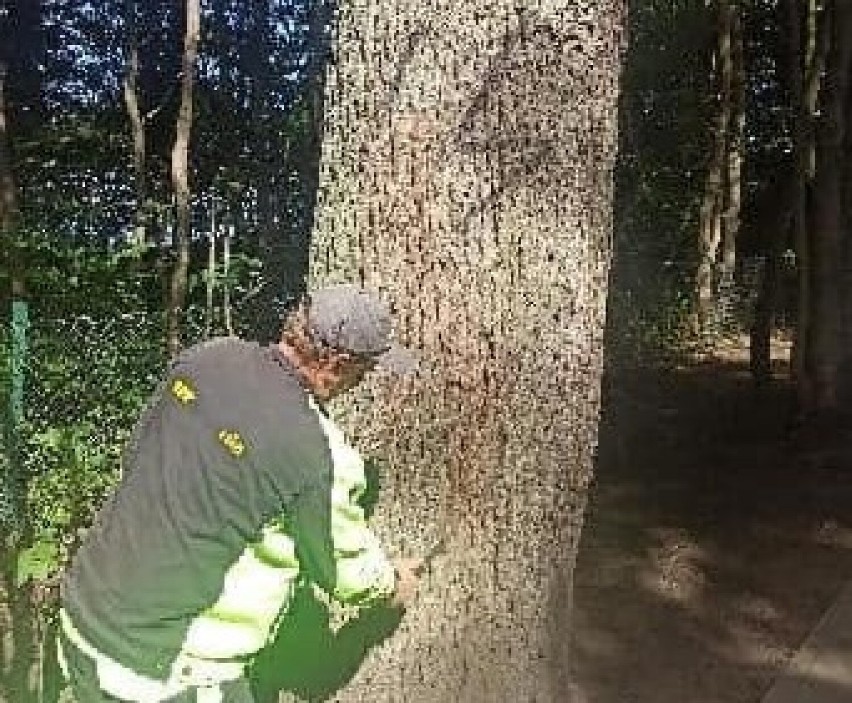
60;337;394;683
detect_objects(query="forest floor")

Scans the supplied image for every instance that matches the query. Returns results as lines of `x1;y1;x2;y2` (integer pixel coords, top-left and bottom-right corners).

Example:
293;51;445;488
572;337;852;703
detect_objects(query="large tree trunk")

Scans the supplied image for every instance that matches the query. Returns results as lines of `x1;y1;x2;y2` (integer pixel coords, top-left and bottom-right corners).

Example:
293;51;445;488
802;0;852;416
166;0;200;358
696;0;735;339
308;3;625;701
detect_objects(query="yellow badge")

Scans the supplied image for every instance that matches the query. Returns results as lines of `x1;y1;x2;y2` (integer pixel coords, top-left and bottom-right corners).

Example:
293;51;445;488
171;378;197;404
218;429;246;458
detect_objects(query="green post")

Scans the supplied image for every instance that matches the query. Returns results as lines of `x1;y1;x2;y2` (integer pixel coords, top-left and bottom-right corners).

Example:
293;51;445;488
2;293;28;533
10;299;29;427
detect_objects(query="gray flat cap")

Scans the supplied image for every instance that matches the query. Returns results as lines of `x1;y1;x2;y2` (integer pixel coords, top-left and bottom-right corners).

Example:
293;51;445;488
306;284;418;375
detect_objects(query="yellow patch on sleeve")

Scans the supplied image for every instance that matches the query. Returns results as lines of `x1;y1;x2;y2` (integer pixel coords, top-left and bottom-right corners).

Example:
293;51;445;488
170;378;197;404
218;429;246;458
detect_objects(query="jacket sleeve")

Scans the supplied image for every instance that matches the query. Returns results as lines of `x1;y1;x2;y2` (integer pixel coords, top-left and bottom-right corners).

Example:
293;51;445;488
326;465;396;606
290;482;337;595
291;400;396;607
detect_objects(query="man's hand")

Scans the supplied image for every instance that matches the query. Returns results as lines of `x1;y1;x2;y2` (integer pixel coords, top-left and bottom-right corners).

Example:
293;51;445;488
389;557;423;609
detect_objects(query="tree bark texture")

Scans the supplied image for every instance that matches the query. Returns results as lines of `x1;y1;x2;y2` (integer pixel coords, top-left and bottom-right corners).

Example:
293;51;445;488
696;0;735;339
719;2;745;330
802;0;852;414
166;0;200;358
308;2;625;701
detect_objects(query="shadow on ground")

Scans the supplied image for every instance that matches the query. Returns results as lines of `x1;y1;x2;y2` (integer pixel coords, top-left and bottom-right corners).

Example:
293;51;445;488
571;353;852;703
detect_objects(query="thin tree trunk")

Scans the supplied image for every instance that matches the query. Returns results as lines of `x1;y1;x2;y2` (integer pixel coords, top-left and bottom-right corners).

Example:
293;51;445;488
792;0;830;404
696;0;735;339
166;0;200;358
223;224;234;336
307;3;625;701
0;62;16;247
123;0;147;250
842;59;852;402
719;1;745;332
0;60;25;530
204;202;217;340
0;55;38;703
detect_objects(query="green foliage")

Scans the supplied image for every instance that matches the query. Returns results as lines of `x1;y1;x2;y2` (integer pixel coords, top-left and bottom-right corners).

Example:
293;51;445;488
16;538;61;587
25;422;120;543
1;239;165;579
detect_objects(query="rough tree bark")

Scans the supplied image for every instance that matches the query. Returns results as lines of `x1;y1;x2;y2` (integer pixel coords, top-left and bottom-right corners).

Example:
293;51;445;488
166;0;200;358
718;1;745;332
308;2;625;701
696;0;735;339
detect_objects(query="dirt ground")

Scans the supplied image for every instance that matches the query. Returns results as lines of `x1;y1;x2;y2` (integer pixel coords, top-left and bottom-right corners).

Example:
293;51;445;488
571;340;852;703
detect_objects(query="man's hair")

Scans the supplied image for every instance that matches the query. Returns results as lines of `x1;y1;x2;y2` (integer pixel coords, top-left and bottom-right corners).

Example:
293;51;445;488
279;297;336;364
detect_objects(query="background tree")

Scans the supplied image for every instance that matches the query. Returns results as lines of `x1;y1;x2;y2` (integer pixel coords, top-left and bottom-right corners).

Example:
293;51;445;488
796;0;852;418
607;0;714;364
307;2;626;701
696;0;737;338
165;0;200;358
122;0;148;250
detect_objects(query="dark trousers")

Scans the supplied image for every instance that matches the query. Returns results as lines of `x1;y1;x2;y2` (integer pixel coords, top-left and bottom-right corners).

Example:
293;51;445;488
57;627;256;703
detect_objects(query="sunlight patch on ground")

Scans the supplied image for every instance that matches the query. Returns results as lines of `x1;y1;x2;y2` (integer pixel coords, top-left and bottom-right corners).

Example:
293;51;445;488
640;528;708;608
812;520;852;549
713;595;791;667
688;333;793;368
